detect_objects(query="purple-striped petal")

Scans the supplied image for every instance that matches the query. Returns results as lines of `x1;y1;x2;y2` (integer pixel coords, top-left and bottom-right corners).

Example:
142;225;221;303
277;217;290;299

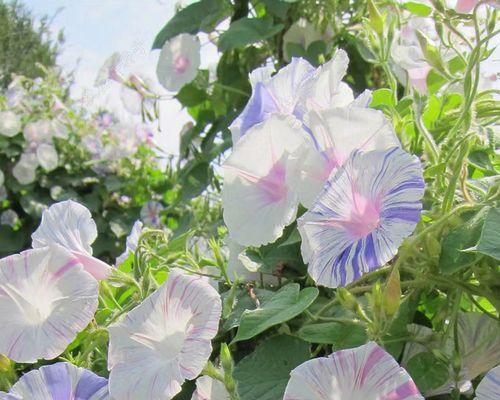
0;246;98;363
0;362;108;399
283;341;423;400
298;147;424;288
108;269;221;400
476;365;500;400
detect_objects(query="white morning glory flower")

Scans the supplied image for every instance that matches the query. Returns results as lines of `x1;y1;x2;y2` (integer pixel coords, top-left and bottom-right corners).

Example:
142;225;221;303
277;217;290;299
283;18;325;61
32;200;112;280
192;375;230;400
292;106;400;208
283;341;423;400
476;365;500;400
0;210;19;227
0;362;109;400
0;246;98;363
156;33;201;92
140;201;164;227
0;111;22;137
107;269;222;400
229;57;314;144
298;147;424;288
116;220;143;266
223;115;309;247
95;52;123;86
120;86;143;115
23;119;53;148
12;152;38;185
36;143;59;172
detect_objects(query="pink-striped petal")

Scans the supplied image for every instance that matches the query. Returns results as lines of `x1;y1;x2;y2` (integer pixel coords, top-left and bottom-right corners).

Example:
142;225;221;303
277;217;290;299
108;269;221;400
283;342;423;400
0;246;98;363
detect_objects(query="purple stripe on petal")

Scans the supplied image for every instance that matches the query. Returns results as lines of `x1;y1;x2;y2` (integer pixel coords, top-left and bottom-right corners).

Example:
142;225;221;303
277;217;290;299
364;233;378;270
336;244;352;287
382;207;421;223
240;83;279;135
387;179;425;195
385;380;421;399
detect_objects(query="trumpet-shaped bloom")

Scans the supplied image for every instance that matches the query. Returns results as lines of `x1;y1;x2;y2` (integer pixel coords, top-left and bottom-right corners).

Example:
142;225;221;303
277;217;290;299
140;201;164;227
36;143;59;172
32;200;111;280
116;220;143;266
12;153;38;185
192;376;230;400
292;106;400;207
156;33;200;92
95;52;123;86
0;362;108;400
283;341;423;400
223;115;309;246
107;269;222;400
0;111;21;137
0;210;19;227
0;246;98;363
229;58;314;143
476;365;500;400
298;147;424;288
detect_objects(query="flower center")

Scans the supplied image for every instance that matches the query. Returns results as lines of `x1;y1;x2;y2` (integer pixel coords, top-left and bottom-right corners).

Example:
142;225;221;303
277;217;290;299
257;162;288;204
344;190;381;239
174;56;191;74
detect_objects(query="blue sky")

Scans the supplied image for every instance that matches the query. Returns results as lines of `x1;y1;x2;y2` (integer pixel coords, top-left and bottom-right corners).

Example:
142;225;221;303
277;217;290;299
24;0;219;155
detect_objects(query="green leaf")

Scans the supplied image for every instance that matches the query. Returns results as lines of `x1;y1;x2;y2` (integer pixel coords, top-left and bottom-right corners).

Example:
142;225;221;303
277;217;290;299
476;207;500;260
439;208;488;274
232;284;319;342
260;0;290;18
176;84;208;107
233;335;310;400
370;88;395;108
405;352;449;393
218;18;284;52
402;2;432;17
152;0;227;49
222;288;274;331
297;322;367;349
178;161;211;201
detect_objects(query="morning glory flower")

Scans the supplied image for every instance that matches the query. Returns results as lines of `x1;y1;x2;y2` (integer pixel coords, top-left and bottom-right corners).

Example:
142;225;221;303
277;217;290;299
476;365;500;400
0;246;98;363
283;341;423;400
116;220;143;266
283;18;325;61
23;119;53;149
292;106;400;207
0;210;19;227
107;269;221;400
36;143;59;172
298;147;424;288
0;362;108;400
192;376;230;400
140;201;164;227
12;152;38;185
0;111;22;137
455;0;499;13
156;33;200;92
223;115;309;246
32;200;112;280
229;58;314;144
95;52;123;86
120;86;143;115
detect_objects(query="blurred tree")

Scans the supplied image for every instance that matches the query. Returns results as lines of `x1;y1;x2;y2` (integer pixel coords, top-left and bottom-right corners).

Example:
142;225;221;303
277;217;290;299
0;0;63;88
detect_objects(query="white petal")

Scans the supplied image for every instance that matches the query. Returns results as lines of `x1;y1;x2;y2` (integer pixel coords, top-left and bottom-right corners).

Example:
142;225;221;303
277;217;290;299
116;220;143;266
0;111;21;137
294;107;400;207
32;200;111;280
222;115;309;246
156;33;201;92
120;86;143;115
36;143;59;171
0;246;98;363
108;269;221;400
227;239;278;284
12;154;37;185
192;376;230;400
95;52;122;86
283;342;423;400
